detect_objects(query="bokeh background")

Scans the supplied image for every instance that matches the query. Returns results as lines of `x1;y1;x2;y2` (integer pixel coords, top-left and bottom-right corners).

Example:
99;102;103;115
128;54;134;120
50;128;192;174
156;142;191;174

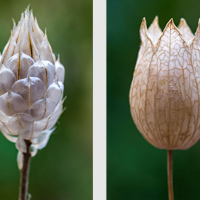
107;0;200;200
0;0;92;200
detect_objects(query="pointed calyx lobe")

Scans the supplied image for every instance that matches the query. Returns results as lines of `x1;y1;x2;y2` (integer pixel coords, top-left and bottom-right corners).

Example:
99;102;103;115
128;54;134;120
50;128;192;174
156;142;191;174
178;18;194;42
130;17;200;150
147;16;162;45
141;17;195;46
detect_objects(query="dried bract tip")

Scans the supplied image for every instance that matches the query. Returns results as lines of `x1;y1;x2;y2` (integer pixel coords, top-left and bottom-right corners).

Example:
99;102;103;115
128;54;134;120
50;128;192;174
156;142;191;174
1;8;55;65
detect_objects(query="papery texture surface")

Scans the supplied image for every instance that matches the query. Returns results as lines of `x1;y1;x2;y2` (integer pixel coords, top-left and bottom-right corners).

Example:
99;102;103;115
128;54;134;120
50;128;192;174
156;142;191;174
130;17;200;150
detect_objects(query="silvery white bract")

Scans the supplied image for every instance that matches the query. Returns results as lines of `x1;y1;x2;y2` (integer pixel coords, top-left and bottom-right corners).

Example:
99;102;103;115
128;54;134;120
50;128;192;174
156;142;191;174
0;9;65;160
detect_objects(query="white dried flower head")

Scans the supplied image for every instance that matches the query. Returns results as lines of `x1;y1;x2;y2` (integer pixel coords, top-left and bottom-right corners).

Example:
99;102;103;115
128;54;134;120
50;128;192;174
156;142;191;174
0;8;65;158
129;17;200;150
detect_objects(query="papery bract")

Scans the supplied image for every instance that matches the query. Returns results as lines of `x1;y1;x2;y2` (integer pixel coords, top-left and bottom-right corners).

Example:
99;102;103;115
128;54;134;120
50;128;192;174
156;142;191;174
0;8;65;160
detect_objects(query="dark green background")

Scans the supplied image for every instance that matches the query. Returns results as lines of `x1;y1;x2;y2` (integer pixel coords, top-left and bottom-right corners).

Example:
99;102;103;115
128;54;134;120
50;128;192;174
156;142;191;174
0;0;92;200
107;0;200;200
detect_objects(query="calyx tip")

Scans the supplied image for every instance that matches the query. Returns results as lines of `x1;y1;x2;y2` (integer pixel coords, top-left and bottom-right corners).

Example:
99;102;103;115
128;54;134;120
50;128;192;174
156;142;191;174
153;16;158;24
163;18;175;30
140;17;147;30
169;18;174;24
178;18;188;28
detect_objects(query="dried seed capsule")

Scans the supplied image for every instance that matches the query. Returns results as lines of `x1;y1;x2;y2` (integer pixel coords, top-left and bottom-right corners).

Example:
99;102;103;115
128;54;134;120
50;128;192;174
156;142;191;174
130;17;200;150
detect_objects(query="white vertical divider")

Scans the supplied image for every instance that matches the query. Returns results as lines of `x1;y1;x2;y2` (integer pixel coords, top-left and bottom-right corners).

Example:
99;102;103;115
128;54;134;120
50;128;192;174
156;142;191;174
93;0;106;199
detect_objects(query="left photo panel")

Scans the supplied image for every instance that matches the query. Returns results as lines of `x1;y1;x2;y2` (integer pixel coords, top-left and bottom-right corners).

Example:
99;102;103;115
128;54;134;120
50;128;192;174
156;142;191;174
0;1;92;200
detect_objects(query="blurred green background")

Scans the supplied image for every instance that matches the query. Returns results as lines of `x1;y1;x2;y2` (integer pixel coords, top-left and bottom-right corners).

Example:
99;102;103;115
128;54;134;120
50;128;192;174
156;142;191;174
0;0;92;200
107;0;200;200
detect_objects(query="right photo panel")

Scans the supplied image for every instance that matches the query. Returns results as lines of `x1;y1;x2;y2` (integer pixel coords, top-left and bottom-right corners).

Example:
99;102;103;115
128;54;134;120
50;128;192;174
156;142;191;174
107;0;200;200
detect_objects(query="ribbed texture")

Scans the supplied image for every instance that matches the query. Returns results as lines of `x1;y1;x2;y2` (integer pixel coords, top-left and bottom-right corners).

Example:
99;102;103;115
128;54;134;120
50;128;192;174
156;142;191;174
130;17;200;150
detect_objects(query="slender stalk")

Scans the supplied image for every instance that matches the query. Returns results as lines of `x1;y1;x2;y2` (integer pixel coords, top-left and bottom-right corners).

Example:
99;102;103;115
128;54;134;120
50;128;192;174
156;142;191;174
167;150;174;200
19;140;32;200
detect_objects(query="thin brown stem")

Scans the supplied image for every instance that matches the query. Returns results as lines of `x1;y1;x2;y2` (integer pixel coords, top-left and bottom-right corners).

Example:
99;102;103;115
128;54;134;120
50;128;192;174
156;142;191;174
19;140;32;200
167;150;174;200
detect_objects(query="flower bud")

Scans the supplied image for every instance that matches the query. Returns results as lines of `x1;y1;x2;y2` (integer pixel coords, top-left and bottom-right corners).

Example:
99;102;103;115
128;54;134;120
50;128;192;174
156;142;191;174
129;17;200;150
0;8;65;158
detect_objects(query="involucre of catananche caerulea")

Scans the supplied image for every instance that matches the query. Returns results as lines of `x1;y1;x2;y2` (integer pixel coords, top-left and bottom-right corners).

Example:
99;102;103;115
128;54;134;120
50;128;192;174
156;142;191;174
130;17;200;150
0;8;65;167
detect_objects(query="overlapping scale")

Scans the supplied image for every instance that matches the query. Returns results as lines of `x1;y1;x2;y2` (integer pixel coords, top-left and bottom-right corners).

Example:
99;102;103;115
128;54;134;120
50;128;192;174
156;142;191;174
6;51;34;79
6;113;34;135
0;110;10;124
11;77;46;106
44;101;63;130
0;91;28;116
55;58;65;83
28;60;55;88
0;66;16;94
0;8;65;158
46;82;63;104
33;101;62;132
27;98;57;120
32;129;54;149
